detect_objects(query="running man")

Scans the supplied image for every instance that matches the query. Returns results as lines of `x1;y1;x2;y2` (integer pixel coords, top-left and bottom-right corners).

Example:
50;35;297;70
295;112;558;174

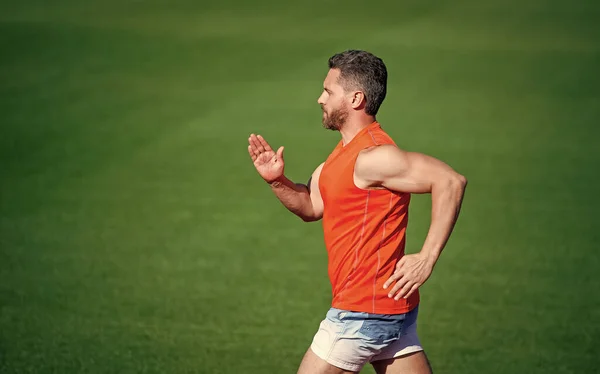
247;50;467;374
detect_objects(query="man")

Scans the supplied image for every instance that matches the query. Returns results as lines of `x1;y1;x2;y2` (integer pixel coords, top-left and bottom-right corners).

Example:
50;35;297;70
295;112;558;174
247;50;467;374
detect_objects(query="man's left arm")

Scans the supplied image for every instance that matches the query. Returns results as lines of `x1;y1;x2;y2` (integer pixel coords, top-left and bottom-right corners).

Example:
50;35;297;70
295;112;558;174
355;145;468;300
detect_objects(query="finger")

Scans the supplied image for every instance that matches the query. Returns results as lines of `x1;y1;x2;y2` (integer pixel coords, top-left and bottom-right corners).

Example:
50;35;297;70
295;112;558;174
248;135;260;155
384;258;407;290
383;270;404;289
276;146;284;161
394;281;415;300
257;135;273;152
248;135;259;153
248;145;257;161
383;274;399;290
402;284;420;300
250;134;265;153
388;277;409;298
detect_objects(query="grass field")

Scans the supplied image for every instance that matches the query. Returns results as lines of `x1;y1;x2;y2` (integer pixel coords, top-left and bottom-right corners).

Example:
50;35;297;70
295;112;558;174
1;1;599;373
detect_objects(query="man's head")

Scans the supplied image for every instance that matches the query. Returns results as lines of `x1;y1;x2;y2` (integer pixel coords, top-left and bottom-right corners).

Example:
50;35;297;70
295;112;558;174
318;50;388;130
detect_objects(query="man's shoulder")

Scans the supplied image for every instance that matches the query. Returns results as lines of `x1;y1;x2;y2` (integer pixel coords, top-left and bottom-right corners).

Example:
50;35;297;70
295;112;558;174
358;143;400;159
356;144;409;179
367;125;397;146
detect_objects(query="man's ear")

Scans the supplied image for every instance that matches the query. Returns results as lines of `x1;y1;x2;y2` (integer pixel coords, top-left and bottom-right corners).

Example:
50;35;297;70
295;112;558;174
350;91;366;109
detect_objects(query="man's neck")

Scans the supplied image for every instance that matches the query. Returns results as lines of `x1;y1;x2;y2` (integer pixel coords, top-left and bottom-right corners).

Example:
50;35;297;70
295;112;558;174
340;116;376;146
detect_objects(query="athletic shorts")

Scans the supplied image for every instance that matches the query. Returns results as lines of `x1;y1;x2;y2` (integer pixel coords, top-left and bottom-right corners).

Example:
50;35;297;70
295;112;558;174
310;305;423;372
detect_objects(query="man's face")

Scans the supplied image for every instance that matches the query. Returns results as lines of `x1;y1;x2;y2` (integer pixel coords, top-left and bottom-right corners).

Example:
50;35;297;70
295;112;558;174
317;69;349;131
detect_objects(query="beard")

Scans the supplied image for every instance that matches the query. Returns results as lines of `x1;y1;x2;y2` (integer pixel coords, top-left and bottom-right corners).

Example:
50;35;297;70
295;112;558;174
321;105;349;131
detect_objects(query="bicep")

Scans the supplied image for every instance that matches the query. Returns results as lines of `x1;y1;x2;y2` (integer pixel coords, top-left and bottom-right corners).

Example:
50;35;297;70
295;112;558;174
308;163;325;219
385;152;459;193
359;146;460;194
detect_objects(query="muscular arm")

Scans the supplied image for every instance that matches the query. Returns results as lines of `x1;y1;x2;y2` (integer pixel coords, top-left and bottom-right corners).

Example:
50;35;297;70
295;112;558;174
355;145;467;298
270;163;324;222
356;145;467;264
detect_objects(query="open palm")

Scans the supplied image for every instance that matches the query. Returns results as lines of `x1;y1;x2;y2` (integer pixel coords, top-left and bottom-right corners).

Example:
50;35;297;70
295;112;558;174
248;134;284;183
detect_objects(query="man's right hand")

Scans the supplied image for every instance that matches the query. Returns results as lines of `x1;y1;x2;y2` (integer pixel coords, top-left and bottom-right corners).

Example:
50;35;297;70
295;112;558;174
248;134;285;183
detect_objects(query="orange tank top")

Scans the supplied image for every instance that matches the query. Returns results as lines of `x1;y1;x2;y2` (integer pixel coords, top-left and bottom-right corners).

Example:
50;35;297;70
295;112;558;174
319;121;419;314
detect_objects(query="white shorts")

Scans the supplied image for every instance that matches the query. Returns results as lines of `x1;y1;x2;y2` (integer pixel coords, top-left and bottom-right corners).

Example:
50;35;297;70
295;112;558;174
310;306;423;372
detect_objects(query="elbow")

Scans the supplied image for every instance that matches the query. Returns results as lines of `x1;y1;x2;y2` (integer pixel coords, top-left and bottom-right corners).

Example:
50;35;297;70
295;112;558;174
299;206;323;222
300;215;319;223
455;173;468;189
300;215;313;222
444;173;467;193
432;173;467;196
300;210;322;222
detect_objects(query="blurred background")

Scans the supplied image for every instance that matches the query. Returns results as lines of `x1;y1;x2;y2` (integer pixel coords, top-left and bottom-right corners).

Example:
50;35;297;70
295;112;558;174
1;1;599;373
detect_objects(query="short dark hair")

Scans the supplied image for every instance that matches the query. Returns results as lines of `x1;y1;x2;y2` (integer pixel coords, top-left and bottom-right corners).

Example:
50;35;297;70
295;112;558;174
328;50;388;116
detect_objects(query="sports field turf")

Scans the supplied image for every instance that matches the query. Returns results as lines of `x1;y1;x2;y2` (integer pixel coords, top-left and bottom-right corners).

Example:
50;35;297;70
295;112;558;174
1;1;599;373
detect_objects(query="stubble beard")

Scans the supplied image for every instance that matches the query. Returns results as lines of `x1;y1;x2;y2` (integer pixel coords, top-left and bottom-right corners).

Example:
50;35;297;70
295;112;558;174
322;105;349;131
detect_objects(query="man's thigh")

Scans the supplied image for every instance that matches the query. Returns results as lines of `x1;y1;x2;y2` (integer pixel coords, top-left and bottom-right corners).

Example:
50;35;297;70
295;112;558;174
297;348;358;374
372;351;433;374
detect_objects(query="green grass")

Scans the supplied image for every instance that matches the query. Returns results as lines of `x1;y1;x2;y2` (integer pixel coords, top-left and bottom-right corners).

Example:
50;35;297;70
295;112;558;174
1;1;599;373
